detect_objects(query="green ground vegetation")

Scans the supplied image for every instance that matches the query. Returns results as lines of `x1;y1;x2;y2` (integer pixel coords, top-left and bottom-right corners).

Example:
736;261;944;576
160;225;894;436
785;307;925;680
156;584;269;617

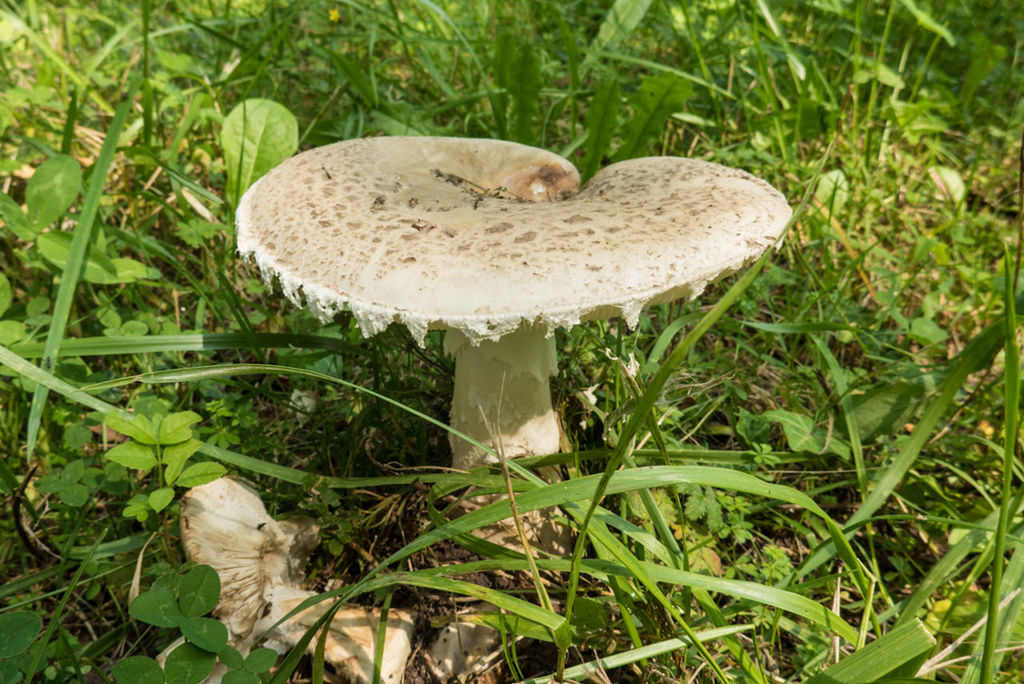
0;0;1022;681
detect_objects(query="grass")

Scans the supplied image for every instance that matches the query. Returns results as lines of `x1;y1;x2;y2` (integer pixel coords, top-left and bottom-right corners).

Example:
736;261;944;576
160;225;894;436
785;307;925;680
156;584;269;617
0;0;1022;681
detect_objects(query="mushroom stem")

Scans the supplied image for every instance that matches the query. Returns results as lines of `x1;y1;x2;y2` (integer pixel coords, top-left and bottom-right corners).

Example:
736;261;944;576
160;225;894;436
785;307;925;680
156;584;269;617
444;324;559;470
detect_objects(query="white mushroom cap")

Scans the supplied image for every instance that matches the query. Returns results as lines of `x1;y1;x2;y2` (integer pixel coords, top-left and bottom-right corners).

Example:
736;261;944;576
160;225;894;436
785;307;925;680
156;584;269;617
236;137;791;345
181;477;318;641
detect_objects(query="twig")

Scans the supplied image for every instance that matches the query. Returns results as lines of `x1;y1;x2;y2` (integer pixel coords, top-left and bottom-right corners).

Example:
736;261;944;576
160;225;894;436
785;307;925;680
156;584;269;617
12;465;59;561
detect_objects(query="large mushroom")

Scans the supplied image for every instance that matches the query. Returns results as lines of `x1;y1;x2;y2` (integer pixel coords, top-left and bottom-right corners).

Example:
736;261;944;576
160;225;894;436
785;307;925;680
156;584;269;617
235;136;790;507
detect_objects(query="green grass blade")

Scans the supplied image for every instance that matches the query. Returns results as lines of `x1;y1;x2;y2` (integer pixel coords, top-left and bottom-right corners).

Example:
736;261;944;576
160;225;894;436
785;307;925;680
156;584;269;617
579;78;620;180
137;150;223;204
610;71;692;162
979;251;1021;681
962;542;1024;683
1;345;114;414
328;50;380;108
804;620;935;684
799;299;1017;578
895;508;1014;628
374;464;859;579
809;336;867;497
10;332;354;357
0;346;366;487
520;628;751;684
423;556;857;643
24;79;139;456
363;573;565;632
22;530;107;681
508;44;542;144
0;10;114;114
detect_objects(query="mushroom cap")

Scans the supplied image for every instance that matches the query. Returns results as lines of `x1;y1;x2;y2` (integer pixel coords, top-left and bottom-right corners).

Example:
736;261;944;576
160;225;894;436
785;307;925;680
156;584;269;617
180;478;318;640
237;137;791;345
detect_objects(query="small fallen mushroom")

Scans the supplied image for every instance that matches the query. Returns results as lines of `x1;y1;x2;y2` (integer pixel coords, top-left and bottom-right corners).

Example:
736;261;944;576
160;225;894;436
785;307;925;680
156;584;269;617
179;477;415;683
426;618;503;682
236;137;791;540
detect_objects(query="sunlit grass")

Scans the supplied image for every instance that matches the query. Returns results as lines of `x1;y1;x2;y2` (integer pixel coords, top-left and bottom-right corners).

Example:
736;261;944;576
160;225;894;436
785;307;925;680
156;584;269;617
0;0;1022;681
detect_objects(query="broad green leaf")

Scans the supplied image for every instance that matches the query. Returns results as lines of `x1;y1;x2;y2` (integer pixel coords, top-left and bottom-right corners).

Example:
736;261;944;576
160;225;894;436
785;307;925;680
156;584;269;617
0;660;19;682
221;99;298;207
0;611;42;657
910;317;948;345
124;494;151;522
112;656;165;683
153;572;182;597
897;0;955;46
929;165;965;204
580;78;621;180
26;154;81;231
129;588;183;628
149;487;174;512
105;441;157;470
104;411;157;444
158;411;202;444
176;462;227;488
36;231;114;279
36;231;153;284
763;409;822;452
245;648;278;673
0;319;27;344
853;63;905;89
848;382;924;442
179;565;221;618
180;616;228;653
61;458;86;483
960;32;1006;105
815;169;849;212
0;271;10;317
223;670;261;684
62;482;89;507
164;439;203;485
612;71;691;161
164;641;217;684
0;191;32;240
218;646;245;670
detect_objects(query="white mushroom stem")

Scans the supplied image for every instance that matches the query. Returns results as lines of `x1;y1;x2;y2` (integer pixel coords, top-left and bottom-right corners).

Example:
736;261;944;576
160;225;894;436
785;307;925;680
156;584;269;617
444;323;559;470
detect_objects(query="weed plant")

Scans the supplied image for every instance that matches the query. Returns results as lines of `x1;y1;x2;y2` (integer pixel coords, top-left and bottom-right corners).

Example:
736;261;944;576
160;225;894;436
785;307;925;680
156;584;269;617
0;0;1022;682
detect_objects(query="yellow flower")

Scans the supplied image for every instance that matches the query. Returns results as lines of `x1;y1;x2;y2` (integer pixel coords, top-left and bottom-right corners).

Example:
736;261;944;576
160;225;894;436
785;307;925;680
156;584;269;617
328;8;340;23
